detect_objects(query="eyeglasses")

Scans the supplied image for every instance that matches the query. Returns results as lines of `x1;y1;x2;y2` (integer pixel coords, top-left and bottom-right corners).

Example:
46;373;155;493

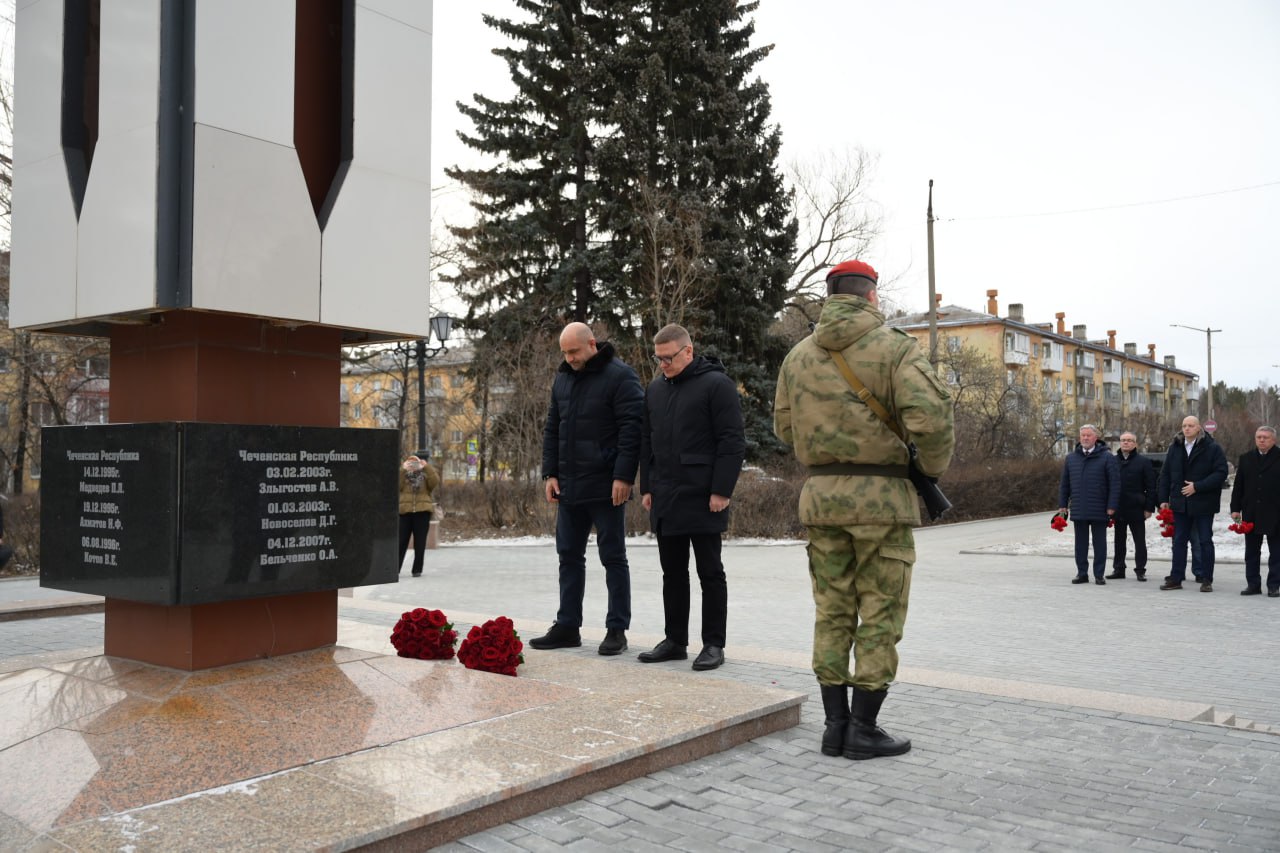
651;346;689;366
1120;438;1137;442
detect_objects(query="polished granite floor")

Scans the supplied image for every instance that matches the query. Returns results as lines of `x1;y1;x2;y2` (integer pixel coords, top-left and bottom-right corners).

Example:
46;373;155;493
0;620;802;851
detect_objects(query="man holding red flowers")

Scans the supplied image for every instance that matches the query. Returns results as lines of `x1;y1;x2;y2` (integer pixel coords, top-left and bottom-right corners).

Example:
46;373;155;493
1059;424;1120;585
1230;425;1280;597
1158;416;1229;592
1108;432;1156;581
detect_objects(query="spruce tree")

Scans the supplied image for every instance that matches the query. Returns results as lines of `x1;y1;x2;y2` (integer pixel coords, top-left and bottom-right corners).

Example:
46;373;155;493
448;0;796;458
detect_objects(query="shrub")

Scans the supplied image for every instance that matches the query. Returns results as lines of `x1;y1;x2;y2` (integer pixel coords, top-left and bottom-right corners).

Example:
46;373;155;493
1;493;42;577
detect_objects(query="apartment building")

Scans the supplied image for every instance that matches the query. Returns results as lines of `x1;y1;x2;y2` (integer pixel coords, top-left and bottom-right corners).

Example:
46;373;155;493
340;342;491;482
888;289;1200;445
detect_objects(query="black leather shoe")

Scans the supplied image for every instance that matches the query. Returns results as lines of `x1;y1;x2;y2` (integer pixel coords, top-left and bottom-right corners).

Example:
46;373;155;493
1071;576;1089;584
691;645;724;671
1106;570;1125;579
1136;571;1147;582
1241;587;1262;596
1095;578;1106;585
1200;582;1213;593
598;628;627;656
1160;580;1182;590
638;639;687;663
528;623;582;650
1269;590;1280;598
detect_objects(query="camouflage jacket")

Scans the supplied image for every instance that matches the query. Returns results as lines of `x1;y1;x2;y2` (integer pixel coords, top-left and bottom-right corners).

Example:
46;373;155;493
774;295;955;526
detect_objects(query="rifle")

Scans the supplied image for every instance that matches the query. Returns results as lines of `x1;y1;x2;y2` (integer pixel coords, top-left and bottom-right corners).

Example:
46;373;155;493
825;348;953;521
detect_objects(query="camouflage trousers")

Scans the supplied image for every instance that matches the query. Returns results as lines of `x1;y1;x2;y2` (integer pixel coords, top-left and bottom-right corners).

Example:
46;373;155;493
806;523;915;691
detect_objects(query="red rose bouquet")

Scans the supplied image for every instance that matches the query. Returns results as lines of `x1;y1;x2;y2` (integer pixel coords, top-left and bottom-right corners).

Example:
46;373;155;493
1155;507;1175;538
1228;520;1255;535
390;608;458;660
1050;511;1068;532
457;616;524;676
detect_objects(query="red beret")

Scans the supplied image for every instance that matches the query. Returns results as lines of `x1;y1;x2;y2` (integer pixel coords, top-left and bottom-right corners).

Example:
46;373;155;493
826;259;878;282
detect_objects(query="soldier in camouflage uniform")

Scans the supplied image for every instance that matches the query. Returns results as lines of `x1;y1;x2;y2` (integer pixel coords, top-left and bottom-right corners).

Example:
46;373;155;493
774;259;955;760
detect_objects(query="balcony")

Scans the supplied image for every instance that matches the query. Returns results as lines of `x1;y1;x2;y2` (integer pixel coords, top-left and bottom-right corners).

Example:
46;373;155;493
1004;347;1029;366
1103;363;1121;384
1148;370;1165;390
1040;352;1063;372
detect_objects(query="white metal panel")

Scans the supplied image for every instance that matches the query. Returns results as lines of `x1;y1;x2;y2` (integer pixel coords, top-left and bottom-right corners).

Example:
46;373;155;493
320;165;430;337
351;9;431;181
77;126;160;319
192;0;295;147
13;0;65;167
189;124;320;321
359;0;433;33
97;0;163;136
10;155;78;327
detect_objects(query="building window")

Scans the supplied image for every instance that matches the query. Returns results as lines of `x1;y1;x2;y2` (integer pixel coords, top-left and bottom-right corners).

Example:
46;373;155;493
430;375;443;389
451;429;463;443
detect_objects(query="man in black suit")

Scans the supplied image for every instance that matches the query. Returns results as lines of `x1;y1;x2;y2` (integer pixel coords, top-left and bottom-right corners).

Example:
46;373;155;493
1230;425;1280;597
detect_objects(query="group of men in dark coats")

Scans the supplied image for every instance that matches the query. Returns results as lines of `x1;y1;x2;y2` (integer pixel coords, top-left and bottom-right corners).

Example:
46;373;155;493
1058;415;1278;596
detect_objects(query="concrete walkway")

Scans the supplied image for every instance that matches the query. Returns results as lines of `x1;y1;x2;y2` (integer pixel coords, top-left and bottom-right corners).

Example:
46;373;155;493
2;512;1278;851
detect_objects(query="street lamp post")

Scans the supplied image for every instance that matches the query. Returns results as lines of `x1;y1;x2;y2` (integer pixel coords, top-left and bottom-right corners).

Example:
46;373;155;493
415;314;455;452
1170;323;1221;420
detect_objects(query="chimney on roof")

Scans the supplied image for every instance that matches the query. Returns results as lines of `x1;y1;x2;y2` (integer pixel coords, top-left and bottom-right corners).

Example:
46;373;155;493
1056;312;1066;335
1164;355;1177;368
986;289;998;315
1072;324;1088;341
1124;342;1137;356
1008;303;1024;322
936;294;942;306
1148;344;1157;361
1107;330;1117;349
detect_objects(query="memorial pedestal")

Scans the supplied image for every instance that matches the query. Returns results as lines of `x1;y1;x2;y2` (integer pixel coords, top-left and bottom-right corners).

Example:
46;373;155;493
41;315;397;670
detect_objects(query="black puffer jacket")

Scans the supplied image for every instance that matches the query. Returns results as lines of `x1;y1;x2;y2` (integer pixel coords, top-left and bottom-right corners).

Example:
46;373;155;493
541;342;644;505
1157;433;1228;515
639;355;746;536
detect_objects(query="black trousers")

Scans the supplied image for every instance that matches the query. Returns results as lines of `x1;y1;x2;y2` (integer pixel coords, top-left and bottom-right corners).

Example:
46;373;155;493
656;531;727;648
398;511;432;575
1112;513;1147;571
1244;529;1280;591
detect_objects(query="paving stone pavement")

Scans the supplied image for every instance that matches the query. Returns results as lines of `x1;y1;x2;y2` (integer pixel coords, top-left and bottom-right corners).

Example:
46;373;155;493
3;513;1279;851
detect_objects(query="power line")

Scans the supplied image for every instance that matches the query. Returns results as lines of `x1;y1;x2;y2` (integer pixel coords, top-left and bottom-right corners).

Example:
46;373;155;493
938;179;1280;223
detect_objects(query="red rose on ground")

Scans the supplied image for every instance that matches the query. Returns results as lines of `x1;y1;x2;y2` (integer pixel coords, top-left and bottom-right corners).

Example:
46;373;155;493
427;609;448;628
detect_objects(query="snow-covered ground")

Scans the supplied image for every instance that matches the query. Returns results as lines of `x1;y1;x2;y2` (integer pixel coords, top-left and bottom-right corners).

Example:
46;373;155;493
963;512;1249;561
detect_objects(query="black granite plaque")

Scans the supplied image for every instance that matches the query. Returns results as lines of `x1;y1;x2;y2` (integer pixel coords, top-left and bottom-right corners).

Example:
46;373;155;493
41;423;399;605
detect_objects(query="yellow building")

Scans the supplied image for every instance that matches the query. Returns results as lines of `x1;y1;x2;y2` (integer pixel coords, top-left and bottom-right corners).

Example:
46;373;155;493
888;289;1200;451
340;342;488;482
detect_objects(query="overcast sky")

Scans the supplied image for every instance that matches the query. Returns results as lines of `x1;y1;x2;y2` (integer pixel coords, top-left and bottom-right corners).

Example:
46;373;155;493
431;1;1279;393
1;4;1272;389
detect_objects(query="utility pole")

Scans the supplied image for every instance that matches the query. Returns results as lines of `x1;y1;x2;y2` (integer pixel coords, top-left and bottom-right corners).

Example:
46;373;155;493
926;179;938;365
1170;324;1221;419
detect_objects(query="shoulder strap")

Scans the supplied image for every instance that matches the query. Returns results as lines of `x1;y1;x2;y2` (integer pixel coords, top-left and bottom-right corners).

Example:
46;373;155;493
825;348;907;445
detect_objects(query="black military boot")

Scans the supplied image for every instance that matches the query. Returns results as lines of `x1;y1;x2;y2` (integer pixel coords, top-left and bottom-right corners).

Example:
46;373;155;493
844;687;911;760
819;685;850;757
